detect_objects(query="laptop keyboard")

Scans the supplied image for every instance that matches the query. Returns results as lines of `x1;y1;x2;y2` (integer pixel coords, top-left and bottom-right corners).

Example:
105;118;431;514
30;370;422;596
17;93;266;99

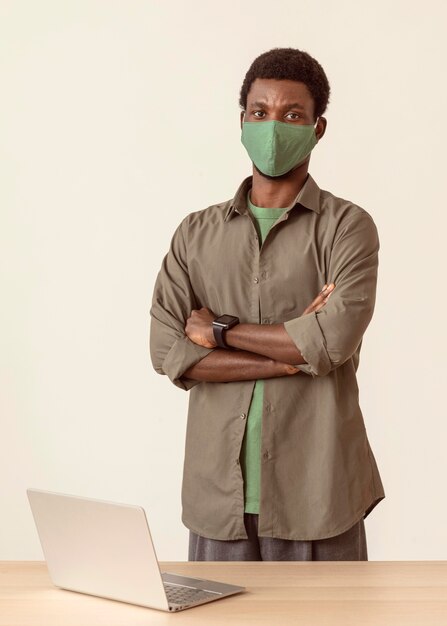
164;582;220;605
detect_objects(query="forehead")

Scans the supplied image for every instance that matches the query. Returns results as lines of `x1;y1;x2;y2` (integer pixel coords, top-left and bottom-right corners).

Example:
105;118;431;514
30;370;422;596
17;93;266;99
247;78;314;109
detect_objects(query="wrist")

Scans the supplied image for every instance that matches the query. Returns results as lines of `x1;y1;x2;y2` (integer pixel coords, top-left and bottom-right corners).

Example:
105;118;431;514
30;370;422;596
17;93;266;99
212;314;240;349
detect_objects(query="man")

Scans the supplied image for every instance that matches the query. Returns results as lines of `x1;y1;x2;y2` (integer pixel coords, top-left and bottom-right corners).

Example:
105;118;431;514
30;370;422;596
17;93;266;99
149;47;385;561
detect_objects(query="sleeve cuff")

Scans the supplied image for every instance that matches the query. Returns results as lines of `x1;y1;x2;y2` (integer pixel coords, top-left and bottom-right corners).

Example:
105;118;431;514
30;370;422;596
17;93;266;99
283;312;332;377
162;335;216;391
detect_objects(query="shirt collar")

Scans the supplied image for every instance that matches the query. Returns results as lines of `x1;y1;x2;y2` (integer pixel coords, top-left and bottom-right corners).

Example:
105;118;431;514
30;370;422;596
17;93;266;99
224;172;321;222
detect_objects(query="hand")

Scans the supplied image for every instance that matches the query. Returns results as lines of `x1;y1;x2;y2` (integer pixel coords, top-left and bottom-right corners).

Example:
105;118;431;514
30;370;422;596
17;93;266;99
185;307;218;348
283;283;335;375
302;283;335;315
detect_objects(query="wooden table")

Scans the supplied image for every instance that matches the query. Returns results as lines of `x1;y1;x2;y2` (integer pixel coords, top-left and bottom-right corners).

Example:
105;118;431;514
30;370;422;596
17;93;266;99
1;561;447;625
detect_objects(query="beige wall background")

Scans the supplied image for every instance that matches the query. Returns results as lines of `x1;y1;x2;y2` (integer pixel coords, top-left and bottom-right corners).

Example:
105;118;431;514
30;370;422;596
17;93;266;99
1;0;446;561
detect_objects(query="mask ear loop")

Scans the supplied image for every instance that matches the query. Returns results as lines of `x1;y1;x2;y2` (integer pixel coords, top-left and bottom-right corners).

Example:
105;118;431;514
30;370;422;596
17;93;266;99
314;116;321;143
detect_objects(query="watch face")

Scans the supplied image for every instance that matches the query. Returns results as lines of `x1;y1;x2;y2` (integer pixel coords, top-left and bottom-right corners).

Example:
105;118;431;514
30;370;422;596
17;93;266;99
216;315;237;326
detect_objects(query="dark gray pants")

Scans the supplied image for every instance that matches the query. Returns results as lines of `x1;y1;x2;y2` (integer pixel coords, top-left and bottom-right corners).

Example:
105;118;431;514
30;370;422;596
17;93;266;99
188;514;368;561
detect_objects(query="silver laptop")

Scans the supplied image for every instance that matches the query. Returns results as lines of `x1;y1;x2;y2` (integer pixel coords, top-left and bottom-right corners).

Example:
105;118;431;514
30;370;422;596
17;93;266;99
27;488;245;612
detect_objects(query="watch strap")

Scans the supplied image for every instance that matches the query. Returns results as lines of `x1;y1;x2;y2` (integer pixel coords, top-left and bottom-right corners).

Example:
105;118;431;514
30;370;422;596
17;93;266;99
213;324;228;349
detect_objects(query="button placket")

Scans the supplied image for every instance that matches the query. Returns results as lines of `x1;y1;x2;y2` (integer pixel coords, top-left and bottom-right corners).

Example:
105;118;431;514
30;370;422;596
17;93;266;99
251;233;261;323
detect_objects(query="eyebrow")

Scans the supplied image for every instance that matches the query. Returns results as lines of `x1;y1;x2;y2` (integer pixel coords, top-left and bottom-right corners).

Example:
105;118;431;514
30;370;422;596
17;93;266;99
250;100;305;110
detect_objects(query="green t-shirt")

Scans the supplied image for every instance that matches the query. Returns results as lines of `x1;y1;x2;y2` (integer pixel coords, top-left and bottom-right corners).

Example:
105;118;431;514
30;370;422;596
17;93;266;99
240;190;289;514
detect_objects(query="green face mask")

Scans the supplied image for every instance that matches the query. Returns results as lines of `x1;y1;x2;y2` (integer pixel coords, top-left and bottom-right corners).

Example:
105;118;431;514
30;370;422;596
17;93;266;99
241;118;319;177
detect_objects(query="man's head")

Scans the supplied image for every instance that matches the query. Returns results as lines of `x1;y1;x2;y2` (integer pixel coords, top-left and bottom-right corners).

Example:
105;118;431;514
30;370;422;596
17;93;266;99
239;47;330;124
239;48;331;178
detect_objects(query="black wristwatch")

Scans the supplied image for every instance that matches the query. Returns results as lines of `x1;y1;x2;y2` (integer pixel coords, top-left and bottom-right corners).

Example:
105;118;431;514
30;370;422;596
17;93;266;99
212;314;240;349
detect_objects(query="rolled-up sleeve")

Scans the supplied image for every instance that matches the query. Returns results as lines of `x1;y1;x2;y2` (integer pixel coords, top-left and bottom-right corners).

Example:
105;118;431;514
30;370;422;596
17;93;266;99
149;217;216;391
283;210;380;377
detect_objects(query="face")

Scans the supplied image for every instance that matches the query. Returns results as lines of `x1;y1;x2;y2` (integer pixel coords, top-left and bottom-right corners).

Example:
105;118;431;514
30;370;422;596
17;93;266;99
240;78;327;178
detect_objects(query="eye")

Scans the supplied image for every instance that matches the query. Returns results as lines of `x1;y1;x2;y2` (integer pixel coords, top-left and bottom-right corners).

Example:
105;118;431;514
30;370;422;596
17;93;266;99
252;111;265;118
286;113;301;120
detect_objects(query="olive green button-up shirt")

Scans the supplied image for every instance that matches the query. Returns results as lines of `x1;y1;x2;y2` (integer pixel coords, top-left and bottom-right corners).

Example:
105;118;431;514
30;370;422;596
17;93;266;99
149;172;386;541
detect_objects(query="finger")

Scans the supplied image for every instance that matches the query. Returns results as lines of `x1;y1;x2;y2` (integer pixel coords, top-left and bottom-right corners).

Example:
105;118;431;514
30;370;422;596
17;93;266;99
311;284;334;307
302;284;335;315
319;291;333;307
304;287;334;314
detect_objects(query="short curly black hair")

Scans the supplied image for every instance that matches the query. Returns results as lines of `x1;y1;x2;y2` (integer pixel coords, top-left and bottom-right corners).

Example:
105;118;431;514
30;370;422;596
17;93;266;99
239;47;331;120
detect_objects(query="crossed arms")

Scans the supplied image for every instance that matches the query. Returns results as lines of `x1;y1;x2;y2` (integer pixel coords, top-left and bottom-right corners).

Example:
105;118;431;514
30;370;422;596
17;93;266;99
149;211;379;390
181;285;334;384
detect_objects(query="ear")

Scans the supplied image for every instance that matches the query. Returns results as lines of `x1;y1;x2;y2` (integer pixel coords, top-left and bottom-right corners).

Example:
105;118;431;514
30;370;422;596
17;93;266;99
240;110;245;130
315;116;327;141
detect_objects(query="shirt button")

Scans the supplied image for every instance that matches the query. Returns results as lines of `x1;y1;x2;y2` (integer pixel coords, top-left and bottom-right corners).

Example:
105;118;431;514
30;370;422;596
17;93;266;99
263;451;269;459
263;318;269;324
240;413;247;419
253;277;259;284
